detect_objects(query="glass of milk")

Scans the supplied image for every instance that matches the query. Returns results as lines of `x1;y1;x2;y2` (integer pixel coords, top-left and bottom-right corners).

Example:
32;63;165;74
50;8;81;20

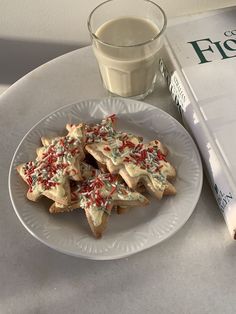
87;0;167;99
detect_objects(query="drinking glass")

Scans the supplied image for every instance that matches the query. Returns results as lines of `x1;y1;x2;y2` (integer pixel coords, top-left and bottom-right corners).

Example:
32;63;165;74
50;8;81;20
87;0;167;99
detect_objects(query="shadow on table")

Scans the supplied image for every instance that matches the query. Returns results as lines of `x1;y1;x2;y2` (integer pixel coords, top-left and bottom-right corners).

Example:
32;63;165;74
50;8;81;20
0;37;83;85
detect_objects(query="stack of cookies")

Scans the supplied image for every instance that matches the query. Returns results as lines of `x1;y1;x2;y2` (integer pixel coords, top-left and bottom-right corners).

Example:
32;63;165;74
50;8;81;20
17;114;176;238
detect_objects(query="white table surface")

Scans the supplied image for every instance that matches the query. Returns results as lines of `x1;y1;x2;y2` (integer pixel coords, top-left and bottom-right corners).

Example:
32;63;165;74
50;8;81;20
1;46;235;314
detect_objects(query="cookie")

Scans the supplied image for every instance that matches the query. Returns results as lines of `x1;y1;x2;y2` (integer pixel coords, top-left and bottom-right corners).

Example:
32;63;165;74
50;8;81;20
86;139;176;200
17;123;85;204
51;171;149;238
65;114;117;146
86;134;141;167
49;161;100;213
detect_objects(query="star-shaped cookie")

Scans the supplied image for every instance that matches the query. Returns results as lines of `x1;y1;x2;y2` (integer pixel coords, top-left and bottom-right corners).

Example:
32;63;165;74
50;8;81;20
51;170;149;238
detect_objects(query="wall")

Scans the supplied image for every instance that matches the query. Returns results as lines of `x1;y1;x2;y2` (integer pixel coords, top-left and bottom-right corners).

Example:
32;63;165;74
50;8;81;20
0;0;235;45
0;0;235;92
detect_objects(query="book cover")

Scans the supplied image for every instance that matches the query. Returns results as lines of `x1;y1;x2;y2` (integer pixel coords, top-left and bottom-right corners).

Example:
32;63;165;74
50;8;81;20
160;7;236;238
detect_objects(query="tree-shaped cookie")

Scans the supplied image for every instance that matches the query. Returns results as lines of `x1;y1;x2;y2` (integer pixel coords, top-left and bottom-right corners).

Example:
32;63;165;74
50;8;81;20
49;161;100;213
17;123;85;205
84;114;117;144
86;139;176;200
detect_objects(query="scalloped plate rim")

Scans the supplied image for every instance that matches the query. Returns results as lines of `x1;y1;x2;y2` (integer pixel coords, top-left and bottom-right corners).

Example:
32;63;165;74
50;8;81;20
8;97;203;260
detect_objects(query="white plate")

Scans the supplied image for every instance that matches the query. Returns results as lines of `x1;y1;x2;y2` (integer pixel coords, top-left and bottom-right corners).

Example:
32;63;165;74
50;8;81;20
9;98;203;260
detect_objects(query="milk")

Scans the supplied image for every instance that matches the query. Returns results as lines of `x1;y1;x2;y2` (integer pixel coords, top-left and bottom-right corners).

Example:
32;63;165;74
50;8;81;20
93;17;162;98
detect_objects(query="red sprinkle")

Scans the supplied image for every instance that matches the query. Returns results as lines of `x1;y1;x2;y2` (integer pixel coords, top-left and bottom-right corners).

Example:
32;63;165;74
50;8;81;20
124;157;130;162
109;185;116;196
107;114;116;123
119;140;135;152
94;177;104;188
140;150;147;160
125;140;135;149
157;151;167;161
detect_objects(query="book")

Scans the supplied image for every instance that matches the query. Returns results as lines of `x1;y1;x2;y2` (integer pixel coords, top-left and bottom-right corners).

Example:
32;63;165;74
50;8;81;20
160;7;236;238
